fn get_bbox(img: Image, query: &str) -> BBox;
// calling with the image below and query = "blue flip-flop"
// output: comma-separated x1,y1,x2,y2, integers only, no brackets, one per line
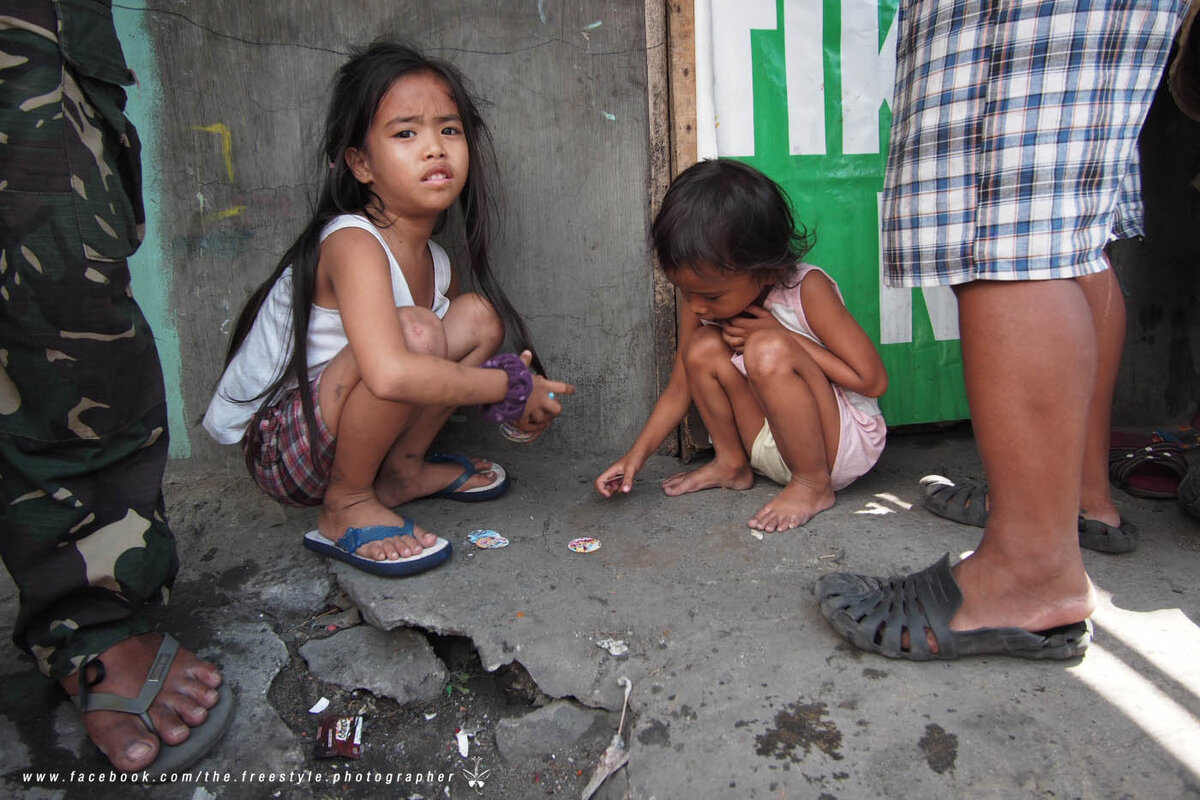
427,453,509,502
303,520,451,577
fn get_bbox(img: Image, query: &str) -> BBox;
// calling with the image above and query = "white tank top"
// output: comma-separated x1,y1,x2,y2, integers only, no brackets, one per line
202,214,453,444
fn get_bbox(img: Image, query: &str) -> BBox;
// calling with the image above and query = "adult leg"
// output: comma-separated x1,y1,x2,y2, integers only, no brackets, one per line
0,408,224,772
0,2,225,769
742,329,842,531
661,325,760,495
946,279,1096,637
375,292,506,506
1076,267,1124,527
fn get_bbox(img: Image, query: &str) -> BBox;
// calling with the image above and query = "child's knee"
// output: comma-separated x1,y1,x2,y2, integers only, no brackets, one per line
397,306,447,357
682,325,729,370
743,330,801,379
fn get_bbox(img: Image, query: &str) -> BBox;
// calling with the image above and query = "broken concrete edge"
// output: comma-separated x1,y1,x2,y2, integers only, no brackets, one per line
337,567,636,715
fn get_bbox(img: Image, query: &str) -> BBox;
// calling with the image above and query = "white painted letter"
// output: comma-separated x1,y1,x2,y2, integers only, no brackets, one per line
784,0,826,155
702,0,780,157
841,0,897,155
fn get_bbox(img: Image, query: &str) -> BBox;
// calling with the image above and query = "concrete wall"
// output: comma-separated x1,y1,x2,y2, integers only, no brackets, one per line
115,1,1200,468
117,1,659,463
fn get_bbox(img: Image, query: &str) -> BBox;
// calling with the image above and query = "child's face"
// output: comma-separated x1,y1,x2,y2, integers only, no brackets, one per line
345,71,469,219
669,263,770,322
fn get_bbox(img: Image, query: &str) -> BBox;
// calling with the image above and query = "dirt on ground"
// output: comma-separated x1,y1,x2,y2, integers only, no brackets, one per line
3,463,629,800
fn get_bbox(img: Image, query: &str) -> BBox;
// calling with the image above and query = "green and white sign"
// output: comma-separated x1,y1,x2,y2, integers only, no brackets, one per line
696,0,969,425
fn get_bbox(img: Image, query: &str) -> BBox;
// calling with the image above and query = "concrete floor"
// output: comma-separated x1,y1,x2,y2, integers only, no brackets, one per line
3,428,1200,799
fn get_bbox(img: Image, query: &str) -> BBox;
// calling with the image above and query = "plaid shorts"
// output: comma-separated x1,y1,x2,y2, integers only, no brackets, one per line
883,0,1186,287
243,374,336,507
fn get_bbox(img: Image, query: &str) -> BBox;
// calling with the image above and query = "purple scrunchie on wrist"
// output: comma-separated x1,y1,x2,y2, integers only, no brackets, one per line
479,353,534,423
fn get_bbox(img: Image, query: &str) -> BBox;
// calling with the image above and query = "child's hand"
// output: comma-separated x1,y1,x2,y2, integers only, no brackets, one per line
721,305,780,351
595,457,640,497
516,350,575,432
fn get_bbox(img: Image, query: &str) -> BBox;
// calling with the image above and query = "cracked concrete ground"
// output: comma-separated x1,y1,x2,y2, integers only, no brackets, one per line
3,429,1200,799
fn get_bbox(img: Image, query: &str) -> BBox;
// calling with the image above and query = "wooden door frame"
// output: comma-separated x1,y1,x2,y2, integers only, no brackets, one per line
646,0,708,459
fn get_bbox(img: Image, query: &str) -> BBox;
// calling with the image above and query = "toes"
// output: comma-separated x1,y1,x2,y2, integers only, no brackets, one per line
188,664,223,692
151,708,193,746
87,712,159,771
103,724,159,772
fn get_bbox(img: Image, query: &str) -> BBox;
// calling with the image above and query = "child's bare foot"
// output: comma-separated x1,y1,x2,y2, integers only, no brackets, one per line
376,456,498,506
662,460,754,496
320,493,437,560
749,479,835,531
61,633,224,772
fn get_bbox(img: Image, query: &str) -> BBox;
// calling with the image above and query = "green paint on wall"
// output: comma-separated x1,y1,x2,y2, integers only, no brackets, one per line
114,4,191,457
736,0,969,425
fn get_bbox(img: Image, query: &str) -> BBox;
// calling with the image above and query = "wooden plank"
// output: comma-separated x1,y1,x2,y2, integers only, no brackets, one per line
666,0,710,461
645,0,679,456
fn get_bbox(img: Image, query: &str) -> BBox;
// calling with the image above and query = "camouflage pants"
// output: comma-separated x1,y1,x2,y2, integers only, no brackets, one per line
0,0,178,679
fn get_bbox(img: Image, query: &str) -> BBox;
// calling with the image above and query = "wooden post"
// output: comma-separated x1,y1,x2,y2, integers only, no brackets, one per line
647,0,709,459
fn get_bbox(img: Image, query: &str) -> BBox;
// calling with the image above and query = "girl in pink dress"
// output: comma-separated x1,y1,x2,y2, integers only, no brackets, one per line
595,159,887,531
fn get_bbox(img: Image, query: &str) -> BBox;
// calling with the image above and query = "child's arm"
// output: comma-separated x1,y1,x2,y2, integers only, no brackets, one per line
794,272,888,397
595,311,700,496
322,229,573,410
722,271,887,398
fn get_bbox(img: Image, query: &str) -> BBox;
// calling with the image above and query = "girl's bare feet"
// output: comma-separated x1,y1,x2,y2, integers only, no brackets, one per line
60,634,223,772
375,456,498,506
319,492,437,560
749,478,835,531
661,460,754,496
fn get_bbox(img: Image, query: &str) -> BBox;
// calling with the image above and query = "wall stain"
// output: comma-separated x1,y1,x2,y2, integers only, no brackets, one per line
919,722,958,774
755,700,843,762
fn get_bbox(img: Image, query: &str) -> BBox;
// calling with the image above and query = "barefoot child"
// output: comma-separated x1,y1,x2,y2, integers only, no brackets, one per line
204,41,573,575
595,160,886,531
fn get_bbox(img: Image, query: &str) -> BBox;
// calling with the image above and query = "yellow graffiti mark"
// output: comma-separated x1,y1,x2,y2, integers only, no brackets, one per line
193,122,236,181
202,204,247,223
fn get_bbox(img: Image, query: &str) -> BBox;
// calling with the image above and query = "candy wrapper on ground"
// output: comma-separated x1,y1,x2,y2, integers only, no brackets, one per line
313,715,363,759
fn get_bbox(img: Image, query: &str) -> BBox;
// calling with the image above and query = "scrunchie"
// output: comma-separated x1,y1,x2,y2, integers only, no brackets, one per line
479,353,534,423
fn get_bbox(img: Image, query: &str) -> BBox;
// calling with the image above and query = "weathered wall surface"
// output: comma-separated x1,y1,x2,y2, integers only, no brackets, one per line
118,0,1199,470
1113,79,1200,428
125,1,658,464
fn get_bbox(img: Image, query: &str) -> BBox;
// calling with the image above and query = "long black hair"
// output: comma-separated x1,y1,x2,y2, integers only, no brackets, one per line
651,159,813,284
223,40,542,448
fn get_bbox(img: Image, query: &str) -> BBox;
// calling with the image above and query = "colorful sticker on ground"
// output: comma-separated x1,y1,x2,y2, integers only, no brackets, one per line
568,537,601,553
468,530,509,549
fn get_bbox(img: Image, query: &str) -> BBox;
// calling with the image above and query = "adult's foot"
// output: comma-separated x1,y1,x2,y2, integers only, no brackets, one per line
319,493,437,560
61,633,223,772
661,460,753,496
900,548,1095,654
948,549,1095,634
749,478,834,532
817,552,1093,660
923,475,1127,545
376,456,498,507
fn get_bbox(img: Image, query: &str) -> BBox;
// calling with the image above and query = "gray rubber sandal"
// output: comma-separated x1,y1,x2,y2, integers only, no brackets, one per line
1077,515,1139,554
920,475,989,527
815,555,1092,661
72,634,235,775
